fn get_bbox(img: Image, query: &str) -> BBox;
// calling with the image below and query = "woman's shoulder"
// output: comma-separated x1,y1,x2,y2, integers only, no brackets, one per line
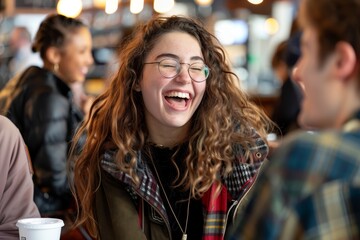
21,67,68,92
20,66,48,83
232,128,269,163
21,69,71,103
281,129,360,149
0,115,19,138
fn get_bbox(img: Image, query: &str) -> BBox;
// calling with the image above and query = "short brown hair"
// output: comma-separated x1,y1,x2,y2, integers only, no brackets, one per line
300,0,360,63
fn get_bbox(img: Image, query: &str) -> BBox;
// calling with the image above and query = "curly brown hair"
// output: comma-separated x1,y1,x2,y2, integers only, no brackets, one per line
70,15,272,238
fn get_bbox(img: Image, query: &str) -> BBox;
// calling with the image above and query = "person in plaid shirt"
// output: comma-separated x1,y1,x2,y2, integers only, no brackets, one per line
227,0,360,239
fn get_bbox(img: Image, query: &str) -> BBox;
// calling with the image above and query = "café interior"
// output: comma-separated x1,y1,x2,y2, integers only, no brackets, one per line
0,0,299,117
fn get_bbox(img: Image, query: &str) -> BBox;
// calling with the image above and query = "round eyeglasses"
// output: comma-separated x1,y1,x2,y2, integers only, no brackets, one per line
144,58,210,83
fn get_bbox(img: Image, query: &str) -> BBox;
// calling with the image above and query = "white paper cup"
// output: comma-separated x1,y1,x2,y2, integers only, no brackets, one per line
16,218,64,240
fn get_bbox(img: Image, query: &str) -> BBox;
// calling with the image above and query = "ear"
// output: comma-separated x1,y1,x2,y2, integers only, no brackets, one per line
334,41,356,79
45,46,61,66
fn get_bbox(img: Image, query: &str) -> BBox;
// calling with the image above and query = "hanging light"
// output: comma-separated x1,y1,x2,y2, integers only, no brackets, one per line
264,18,279,35
194,0,213,7
248,0,263,4
94,0,106,8
130,0,144,14
154,0,175,13
105,0,118,14
57,0,82,18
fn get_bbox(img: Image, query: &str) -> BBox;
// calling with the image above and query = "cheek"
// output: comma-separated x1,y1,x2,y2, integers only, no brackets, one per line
60,56,75,71
301,59,318,87
61,58,83,83
141,67,160,87
197,84,206,98
193,83,206,105
140,75,165,93
303,66,332,114
139,77,163,106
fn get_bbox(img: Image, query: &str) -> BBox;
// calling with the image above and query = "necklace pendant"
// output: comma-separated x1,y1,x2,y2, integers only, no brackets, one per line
182,234,187,240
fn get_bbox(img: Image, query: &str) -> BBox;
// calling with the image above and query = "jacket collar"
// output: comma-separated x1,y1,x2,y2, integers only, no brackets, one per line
101,150,168,219
100,137,268,211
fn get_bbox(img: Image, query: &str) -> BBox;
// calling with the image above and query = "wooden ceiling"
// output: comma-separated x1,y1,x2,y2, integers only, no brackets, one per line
144,0,293,16
226,0,291,15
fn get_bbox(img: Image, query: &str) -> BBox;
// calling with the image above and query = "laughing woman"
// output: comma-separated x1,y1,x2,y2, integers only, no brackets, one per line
71,15,271,240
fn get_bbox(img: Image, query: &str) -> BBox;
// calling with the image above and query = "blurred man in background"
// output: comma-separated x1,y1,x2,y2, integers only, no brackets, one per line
8,26,42,78
0,26,42,90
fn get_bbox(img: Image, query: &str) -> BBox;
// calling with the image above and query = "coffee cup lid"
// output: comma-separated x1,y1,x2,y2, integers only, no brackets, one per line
16,218,64,230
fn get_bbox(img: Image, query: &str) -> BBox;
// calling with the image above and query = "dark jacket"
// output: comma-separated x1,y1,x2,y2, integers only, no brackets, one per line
0,66,83,214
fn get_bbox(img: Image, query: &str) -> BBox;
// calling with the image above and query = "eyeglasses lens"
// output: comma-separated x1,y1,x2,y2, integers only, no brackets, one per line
158,59,209,82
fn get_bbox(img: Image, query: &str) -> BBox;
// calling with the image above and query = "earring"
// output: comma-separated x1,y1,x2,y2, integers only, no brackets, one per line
54,63,59,72
134,83,141,92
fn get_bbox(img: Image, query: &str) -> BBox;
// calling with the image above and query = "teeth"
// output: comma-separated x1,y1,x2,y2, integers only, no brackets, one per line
166,91,190,99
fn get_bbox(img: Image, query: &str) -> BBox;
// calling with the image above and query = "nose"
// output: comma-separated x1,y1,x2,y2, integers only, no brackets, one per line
176,64,192,83
291,65,305,92
291,66,299,82
89,54,94,66
87,50,94,66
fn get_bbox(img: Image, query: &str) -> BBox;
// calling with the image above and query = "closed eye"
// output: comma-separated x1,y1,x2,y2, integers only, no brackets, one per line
161,64,177,68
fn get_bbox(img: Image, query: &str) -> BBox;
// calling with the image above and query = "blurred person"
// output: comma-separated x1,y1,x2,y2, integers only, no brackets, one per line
0,26,41,90
227,0,360,239
270,35,303,137
0,14,93,218
70,15,272,240
0,115,40,239
8,26,42,77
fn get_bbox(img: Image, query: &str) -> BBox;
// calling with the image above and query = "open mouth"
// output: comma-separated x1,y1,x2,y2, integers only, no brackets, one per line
164,91,191,108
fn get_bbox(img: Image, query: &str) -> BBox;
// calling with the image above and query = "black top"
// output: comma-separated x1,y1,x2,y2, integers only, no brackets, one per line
271,77,303,136
147,144,204,240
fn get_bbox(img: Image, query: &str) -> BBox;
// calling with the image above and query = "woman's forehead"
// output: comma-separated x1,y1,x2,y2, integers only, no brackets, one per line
147,32,202,57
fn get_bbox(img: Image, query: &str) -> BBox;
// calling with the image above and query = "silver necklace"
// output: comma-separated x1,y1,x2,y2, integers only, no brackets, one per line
150,158,191,240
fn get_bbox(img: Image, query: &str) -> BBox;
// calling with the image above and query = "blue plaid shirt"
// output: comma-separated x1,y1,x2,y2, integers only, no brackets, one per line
227,111,360,240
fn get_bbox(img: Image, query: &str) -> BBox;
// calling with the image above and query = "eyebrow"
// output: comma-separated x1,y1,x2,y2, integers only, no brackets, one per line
155,53,205,62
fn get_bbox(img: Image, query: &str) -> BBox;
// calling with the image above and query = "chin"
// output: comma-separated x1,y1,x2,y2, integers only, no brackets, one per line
166,120,189,128
298,113,312,130
298,116,322,131
77,77,86,83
